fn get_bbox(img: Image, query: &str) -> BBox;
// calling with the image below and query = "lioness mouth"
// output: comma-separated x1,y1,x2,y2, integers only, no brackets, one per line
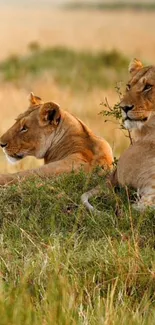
8,154,24,161
3,151,25,165
15,154,24,160
124,117,148,122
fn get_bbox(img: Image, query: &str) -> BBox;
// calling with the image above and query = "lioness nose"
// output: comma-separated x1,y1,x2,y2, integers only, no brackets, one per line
121,105,134,113
0,142,7,148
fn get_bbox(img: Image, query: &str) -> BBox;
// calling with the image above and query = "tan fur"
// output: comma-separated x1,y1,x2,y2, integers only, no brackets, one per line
0,93,113,185
115,60,155,209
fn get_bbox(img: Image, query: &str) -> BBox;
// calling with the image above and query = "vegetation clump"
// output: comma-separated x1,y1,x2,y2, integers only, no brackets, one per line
65,1,155,11
0,46,128,90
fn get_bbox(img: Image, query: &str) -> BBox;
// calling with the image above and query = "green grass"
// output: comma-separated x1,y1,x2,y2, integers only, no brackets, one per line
0,169,155,324
0,47,128,90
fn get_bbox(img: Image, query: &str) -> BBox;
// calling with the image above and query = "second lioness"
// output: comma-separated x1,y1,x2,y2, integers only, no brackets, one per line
113,59,155,209
0,93,113,185
82,59,155,211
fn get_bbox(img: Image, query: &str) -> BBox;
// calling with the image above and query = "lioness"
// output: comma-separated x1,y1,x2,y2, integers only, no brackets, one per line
0,93,113,185
114,59,155,209
82,59,155,211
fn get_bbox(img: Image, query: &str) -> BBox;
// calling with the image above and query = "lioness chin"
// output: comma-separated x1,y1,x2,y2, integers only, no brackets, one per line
82,59,155,211
0,92,113,185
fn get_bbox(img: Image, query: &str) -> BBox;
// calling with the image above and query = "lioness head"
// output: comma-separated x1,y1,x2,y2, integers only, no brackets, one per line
0,93,61,164
120,59,155,129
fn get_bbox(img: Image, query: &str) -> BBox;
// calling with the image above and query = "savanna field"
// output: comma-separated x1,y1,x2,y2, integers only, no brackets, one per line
1,2,155,324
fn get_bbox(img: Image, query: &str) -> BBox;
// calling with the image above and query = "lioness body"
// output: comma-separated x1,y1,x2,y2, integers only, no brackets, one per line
82,59,155,212
117,119,155,204
115,59,155,209
0,93,113,185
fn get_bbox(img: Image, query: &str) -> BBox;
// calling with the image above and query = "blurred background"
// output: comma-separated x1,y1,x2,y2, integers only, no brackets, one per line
0,0,155,173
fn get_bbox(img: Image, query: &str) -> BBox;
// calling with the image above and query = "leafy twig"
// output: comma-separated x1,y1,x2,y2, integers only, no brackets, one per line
99,84,133,145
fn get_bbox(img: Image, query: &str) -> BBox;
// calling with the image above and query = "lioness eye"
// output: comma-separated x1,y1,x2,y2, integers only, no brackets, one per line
143,84,152,92
20,126,28,133
126,84,131,91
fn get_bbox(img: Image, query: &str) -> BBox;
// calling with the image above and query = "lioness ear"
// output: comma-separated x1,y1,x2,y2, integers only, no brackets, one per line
39,102,61,126
29,92,43,106
129,59,143,75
